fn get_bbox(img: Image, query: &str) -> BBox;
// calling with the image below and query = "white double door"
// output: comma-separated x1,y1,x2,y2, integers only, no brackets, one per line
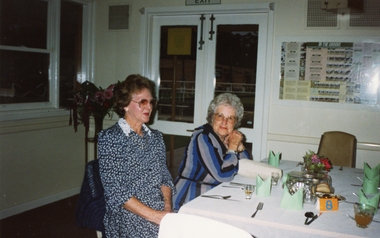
141,4,273,160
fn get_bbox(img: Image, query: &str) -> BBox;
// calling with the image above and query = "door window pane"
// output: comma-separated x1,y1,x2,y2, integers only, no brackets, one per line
158,26,198,123
214,25,258,129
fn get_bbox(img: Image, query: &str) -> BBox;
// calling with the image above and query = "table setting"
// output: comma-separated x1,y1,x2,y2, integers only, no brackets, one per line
178,150,380,237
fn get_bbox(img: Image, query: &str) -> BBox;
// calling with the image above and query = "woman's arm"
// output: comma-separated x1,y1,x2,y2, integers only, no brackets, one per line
122,185,173,225
196,133,238,181
161,185,173,212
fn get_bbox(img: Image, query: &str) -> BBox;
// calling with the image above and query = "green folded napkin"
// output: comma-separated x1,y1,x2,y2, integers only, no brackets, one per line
362,174,380,195
280,187,303,210
364,162,380,180
268,150,281,167
282,173,288,185
359,189,380,214
256,175,272,197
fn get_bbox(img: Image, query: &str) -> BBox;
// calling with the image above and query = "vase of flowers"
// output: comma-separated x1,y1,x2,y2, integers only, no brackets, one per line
68,81,118,141
302,150,333,174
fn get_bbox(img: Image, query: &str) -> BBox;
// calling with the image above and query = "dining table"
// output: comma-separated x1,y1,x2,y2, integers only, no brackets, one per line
178,160,380,238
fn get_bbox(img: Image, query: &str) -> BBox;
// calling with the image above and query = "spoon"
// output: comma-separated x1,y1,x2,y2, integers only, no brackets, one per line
201,195,231,199
304,212,322,225
304,212,314,225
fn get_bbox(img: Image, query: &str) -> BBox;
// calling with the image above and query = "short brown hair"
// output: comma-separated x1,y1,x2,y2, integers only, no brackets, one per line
113,74,156,117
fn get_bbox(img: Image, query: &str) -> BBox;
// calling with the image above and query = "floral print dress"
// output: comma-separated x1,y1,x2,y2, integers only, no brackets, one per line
98,118,175,238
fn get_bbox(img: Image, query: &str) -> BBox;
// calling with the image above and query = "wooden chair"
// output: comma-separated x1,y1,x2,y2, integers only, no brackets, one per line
317,131,357,168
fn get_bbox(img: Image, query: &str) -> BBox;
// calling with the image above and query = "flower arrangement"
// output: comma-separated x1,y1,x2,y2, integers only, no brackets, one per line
68,81,118,138
302,150,333,173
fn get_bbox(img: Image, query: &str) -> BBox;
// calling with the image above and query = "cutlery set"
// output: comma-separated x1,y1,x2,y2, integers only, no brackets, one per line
200,194,264,218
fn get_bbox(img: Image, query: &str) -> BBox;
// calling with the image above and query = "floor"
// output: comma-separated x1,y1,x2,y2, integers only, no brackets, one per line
0,148,185,238
0,195,97,238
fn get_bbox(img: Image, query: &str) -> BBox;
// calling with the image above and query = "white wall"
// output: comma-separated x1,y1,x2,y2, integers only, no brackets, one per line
93,0,380,166
1,0,379,219
0,117,85,218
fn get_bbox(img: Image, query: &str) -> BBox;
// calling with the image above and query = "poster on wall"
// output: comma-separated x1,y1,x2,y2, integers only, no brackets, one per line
279,41,380,105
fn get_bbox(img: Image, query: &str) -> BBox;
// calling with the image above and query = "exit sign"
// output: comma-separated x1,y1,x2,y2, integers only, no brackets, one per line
186,0,221,5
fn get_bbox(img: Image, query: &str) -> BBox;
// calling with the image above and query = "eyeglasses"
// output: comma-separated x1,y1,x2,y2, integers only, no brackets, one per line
131,99,157,108
214,113,236,124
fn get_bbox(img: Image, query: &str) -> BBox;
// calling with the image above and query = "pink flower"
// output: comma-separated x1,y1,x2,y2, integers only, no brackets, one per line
93,91,106,104
104,89,113,99
311,154,320,163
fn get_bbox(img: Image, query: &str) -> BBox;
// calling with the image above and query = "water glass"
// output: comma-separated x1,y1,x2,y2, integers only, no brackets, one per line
244,184,254,199
271,172,280,186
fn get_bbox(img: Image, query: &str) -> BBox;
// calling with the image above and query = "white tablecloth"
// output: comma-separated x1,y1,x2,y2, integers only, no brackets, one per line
178,160,380,238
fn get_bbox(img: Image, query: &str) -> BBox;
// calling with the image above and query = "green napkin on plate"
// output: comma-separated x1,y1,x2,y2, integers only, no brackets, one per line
364,162,380,180
256,175,271,197
282,173,288,185
268,150,281,167
359,189,380,214
362,174,380,195
280,187,303,210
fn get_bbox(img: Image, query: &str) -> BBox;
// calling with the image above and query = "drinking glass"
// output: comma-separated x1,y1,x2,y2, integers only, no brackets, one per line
244,184,254,199
271,172,280,186
354,203,375,228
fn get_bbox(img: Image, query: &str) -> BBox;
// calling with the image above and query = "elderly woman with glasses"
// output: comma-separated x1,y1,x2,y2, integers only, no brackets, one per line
98,74,175,238
173,93,251,212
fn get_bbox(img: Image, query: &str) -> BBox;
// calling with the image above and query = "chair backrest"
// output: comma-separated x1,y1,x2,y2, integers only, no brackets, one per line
158,213,253,238
317,131,357,168
75,159,106,234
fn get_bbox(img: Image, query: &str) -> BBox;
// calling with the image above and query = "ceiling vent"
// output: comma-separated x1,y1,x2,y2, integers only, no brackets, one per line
321,0,364,14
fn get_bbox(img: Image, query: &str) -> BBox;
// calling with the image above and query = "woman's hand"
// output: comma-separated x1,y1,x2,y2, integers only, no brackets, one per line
227,130,243,151
237,142,245,152
123,185,173,225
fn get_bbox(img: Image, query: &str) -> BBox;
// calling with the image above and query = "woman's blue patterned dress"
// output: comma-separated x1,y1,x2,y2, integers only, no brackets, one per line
98,118,175,238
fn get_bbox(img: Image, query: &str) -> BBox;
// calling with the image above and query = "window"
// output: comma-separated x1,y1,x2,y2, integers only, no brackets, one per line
0,0,92,120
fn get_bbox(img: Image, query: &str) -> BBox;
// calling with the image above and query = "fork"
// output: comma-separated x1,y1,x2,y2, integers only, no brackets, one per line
251,202,264,218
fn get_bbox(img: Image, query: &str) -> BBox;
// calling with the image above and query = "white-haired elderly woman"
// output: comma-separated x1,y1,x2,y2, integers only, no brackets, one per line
173,93,251,211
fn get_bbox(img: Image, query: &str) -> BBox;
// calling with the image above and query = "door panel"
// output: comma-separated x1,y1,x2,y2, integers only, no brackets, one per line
151,15,205,135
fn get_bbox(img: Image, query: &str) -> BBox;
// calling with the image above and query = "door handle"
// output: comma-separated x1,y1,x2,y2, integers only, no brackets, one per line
209,14,215,40
198,14,205,50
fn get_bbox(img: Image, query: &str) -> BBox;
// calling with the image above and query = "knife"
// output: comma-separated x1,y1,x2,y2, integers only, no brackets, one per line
230,182,247,186
222,185,244,189
201,195,223,199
